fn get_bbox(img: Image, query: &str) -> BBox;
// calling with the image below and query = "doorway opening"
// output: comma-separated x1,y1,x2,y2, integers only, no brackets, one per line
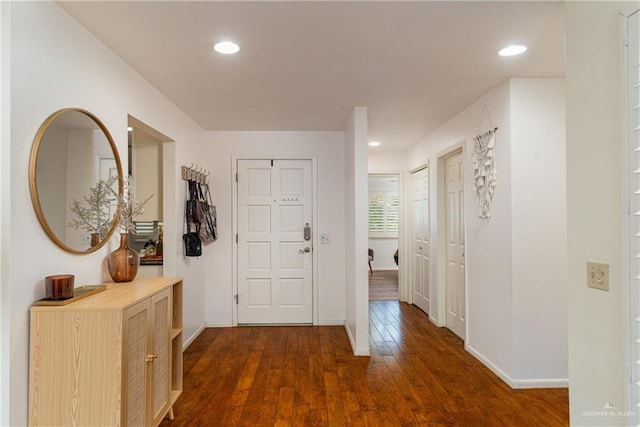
127,115,175,278
368,173,401,301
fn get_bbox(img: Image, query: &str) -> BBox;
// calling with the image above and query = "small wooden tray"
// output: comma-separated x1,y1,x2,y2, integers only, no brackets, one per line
33,285,107,306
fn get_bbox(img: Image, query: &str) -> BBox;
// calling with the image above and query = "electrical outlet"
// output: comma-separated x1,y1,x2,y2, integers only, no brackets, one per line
320,234,330,244
587,261,609,291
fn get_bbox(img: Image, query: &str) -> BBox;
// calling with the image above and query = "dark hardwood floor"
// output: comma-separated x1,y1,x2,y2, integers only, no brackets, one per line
161,301,568,426
369,270,399,301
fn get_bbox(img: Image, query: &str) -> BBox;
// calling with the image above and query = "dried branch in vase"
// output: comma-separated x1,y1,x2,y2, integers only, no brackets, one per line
114,175,154,234
67,176,118,238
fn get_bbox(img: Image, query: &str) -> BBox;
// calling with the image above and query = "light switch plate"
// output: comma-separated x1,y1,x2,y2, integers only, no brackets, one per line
320,234,330,244
587,261,609,291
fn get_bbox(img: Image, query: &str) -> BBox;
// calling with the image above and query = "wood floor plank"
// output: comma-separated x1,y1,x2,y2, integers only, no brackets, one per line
161,301,569,427
276,387,296,422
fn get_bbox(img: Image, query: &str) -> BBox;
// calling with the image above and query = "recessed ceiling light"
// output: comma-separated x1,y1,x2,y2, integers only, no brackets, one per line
368,141,381,147
498,44,527,57
214,41,240,55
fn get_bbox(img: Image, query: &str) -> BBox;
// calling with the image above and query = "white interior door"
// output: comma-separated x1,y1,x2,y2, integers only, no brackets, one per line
445,151,466,339
237,159,313,324
411,167,429,314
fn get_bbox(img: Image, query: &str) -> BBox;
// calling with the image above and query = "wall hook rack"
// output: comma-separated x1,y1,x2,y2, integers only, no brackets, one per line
181,164,209,184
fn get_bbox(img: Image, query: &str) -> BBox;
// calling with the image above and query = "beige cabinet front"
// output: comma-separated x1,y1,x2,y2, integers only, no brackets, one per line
123,288,171,426
29,277,183,427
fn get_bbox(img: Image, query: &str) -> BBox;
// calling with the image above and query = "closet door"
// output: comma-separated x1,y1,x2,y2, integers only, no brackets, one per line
411,167,430,314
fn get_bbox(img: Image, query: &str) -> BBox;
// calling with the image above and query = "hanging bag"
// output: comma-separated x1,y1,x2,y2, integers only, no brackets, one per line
183,181,202,257
198,181,216,245
187,180,206,224
198,182,218,243
204,182,218,241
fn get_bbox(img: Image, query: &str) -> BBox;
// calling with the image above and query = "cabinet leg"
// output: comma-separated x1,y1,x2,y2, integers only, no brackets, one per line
169,407,175,421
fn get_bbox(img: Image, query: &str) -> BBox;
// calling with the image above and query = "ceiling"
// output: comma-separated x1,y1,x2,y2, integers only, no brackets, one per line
58,1,565,151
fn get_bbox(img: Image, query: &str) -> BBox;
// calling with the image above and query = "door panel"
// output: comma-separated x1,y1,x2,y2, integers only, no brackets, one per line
445,151,466,339
238,159,313,324
123,300,150,427
150,289,171,426
411,167,429,314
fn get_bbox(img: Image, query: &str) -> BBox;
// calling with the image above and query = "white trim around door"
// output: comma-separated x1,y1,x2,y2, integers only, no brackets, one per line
232,155,318,326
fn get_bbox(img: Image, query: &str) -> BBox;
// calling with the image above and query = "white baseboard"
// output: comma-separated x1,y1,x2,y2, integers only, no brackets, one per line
512,378,569,389
466,344,515,387
353,347,371,356
466,344,569,389
317,320,345,326
344,324,370,356
205,321,234,327
345,323,356,351
183,323,206,350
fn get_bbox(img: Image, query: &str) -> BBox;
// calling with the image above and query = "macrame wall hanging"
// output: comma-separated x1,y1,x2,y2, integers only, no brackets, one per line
473,105,498,219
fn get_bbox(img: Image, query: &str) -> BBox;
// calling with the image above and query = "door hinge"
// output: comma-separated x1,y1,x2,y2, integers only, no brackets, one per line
271,159,274,167
626,198,631,215
234,294,239,304
236,233,238,243
236,172,238,183
624,30,630,46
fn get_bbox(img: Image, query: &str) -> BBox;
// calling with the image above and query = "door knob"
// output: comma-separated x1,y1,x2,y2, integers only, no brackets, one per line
299,247,311,253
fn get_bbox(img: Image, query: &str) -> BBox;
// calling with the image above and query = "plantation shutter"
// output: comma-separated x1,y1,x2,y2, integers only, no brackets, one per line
386,194,399,233
369,192,399,237
627,9,640,423
368,193,384,233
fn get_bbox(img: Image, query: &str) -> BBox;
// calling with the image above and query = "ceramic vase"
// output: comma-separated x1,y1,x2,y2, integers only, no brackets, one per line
90,232,100,248
107,233,139,282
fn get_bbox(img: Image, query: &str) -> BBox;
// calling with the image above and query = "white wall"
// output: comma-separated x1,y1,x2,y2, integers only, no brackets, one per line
405,78,567,387
344,107,370,355
566,2,633,424
7,3,205,425
368,240,397,270
202,131,347,326
368,151,407,172
408,80,516,380
510,79,568,386
0,2,10,424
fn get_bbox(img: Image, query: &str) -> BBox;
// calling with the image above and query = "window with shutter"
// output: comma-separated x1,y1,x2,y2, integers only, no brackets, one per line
368,191,399,238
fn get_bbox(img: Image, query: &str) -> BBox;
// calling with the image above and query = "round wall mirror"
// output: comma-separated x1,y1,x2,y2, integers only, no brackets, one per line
29,108,123,254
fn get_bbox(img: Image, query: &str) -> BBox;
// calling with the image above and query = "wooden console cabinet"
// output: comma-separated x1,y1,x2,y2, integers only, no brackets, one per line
29,277,183,426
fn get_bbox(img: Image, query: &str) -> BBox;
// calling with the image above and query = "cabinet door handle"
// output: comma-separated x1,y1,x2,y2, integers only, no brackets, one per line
146,354,158,362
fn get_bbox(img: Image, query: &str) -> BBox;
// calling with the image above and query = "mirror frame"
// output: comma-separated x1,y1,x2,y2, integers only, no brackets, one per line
29,108,124,254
